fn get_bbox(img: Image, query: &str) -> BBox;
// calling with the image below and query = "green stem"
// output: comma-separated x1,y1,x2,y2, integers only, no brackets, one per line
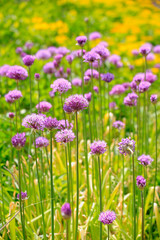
122,155,124,220
29,67,32,114
98,156,102,240
91,63,97,139
108,224,109,240
107,83,111,195
132,154,136,240
141,191,144,240
50,131,54,240
65,145,70,203
75,112,79,240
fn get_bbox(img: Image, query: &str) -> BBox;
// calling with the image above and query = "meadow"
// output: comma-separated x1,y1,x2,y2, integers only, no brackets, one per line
0,0,160,239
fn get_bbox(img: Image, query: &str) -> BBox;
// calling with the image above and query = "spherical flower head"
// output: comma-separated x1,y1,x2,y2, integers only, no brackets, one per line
55,129,75,144
124,95,137,107
146,72,157,83
63,104,73,114
92,46,110,60
66,54,74,64
25,41,33,50
153,45,160,54
113,121,125,130
154,63,160,69
108,54,121,65
138,154,153,166
109,84,125,96
93,86,99,93
5,90,22,103
122,82,130,90
129,64,134,70
139,44,151,56
7,65,28,81
61,203,71,220
136,176,146,190
8,112,15,119
85,69,99,79
16,47,23,54
116,61,123,68
76,36,87,47
101,73,114,83
43,62,55,74
75,49,86,58
17,191,28,201
36,49,51,60
132,49,139,56
54,54,63,63
23,55,35,67
99,210,116,225
118,137,135,155
146,53,155,61
49,91,55,98
133,73,144,84
51,78,71,95
83,51,100,63
34,73,40,80
97,41,108,48
65,94,89,112
44,117,59,130
128,92,138,100
72,78,82,87
36,101,52,113
12,132,26,150
48,46,57,56
57,47,70,56
109,102,117,109
22,114,45,131
89,32,101,40
0,65,10,77
57,120,73,130
139,81,151,93
84,75,90,84
84,92,92,102
150,94,157,104
35,137,49,148
90,140,107,155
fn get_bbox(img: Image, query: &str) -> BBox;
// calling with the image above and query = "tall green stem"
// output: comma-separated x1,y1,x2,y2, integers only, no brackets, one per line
98,156,102,240
65,145,70,203
141,191,144,240
108,225,110,240
107,83,111,195
50,131,54,240
75,112,79,240
29,67,32,114
132,154,136,240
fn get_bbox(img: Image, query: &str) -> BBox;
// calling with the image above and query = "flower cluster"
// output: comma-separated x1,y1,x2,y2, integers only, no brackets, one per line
51,78,71,94
35,137,49,148
17,191,28,201
23,55,35,66
61,203,71,220
99,210,116,225
55,129,75,144
7,65,28,81
138,154,153,166
44,117,59,130
12,133,26,150
65,94,89,112
150,94,157,104
57,120,73,130
36,101,52,113
118,137,135,155
90,140,107,155
112,121,125,130
136,176,146,190
22,114,45,131
5,90,22,103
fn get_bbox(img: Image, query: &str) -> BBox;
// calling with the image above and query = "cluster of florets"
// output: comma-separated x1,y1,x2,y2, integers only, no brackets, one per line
65,94,89,112
5,90,22,103
44,117,59,130
12,133,26,150
61,203,71,220
7,65,28,81
150,94,157,104
112,121,125,130
124,93,138,107
99,210,116,225
55,129,75,144
17,191,28,201
35,137,49,148
23,55,35,67
22,114,46,131
57,120,73,130
109,84,125,95
51,78,71,94
36,101,52,113
101,73,114,83
138,154,153,166
90,140,107,155
136,176,146,190
118,137,135,155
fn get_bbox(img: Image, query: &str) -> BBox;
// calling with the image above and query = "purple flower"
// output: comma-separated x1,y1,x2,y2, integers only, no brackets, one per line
101,73,114,83
25,41,33,50
75,49,86,58
154,63,160,69
8,112,15,119
97,41,108,48
84,75,90,84
133,73,144,83
36,49,51,60
116,61,123,68
34,73,40,80
49,91,55,98
112,121,125,130
118,137,135,155
150,94,157,104
72,78,82,87
85,69,99,79
23,55,35,67
90,140,107,155
138,154,153,166
124,95,137,107
5,90,22,103
139,81,151,93
57,47,70,56
109,84,125,95
128,92,138,100
93,86,99,93
76,36,87,47
0,65,10,77
146,72,157,83
63,104,73,114
136,176,146,190
7,65,28,81
153,45,160,54
16,47,23,54
92,46,110,60
12,132,26,150
36,101,52,113
35,137,49,148
51,78,71,95
55,129,75,143
139,44,151,56
99,210,116,225
146,53,155,61
61,203,71,220
129,64,134,70
48,46,57,56
66,54,74,64
108,54,121,65
57,120,73,130
44,117,59,130
83,51,100,63
65,94,89,112
122,82,130,90
89,32,101,40
54,54,63,63
17,191,28,201
22,114,45,131
43,62,55,74
132,49,139,56
84,92,92,102
109,102,117,109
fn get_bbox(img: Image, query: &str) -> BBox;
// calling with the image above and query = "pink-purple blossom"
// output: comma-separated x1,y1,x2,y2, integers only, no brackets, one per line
65,94,89,112
99,210,116,225
136,176,146,190
12,132,26,150
51,78,71,94
55,129,75,143
90,140,107,155
35,137,49,148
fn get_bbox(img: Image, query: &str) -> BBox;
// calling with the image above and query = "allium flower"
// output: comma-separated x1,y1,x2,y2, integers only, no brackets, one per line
99,211,116,225
85,69,99,79
22,114,45,131
49,91,55,98
113,121,125,130
133,73,144,83
89,32,101,40
36,49,51,60
153,45,160,54
136,176,146,190
93,86,99,93
12,133,26,150
35,137,49,148
54,54,63,63
150,94,157,104
116,61,123,68
16,47,23,54
108,54,121,65
90,140,107,155
72,78,82,87
118,137,135,155
61,203,71,220
146,53,155,61
17,191,28,201
84,92,92,102
48,46,57,56
51,78,71,94
93,46,110,60
122,82,130,90
55,129,75,143
101,73,114,83
83,51,100,63
8,112,15,119
57,120,73,130
76,36,87,47
25,41,33,50
66,54,74,64
57,47,70,56
109,84,125,95
146,72,157,83
5,90,22,103
63,104,73,114
124,95,137,107
43,62,55,74
97,41,108,48
36,101,52,113
65,94,89,112
139,44,151,56
132,49,139,56
109,102,117,109
23,55,35,66
7,65,28,81
34,73,40,80
84,75,90,84
138,154,153,166
128,92,138,100
0,65,10,77
154,63,160,69
75,49,86,57
44,117,59,130
139,81,151,93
